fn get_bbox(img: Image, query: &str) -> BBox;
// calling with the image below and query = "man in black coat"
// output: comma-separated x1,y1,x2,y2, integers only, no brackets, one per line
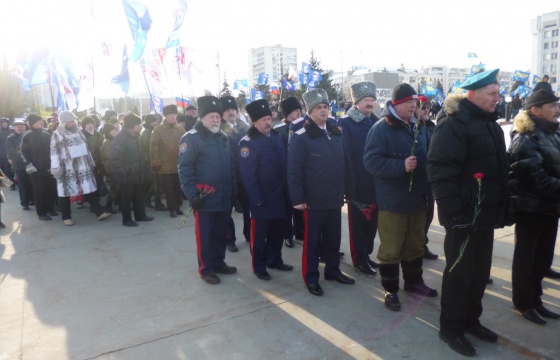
6,120,33,209
427,69,509,357
110,114,153,227
508,90,560,325
532,75,553,93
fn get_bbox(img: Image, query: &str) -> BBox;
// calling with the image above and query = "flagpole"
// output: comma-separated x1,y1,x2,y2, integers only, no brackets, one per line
91,55,97,113
140,62,156,114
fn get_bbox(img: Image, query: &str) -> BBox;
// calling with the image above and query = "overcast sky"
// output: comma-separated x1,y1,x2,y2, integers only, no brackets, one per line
0,0,558,97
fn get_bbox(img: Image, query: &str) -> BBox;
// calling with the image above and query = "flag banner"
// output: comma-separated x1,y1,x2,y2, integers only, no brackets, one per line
141,50,168,92
301,62,310,74
512,85,532,99
557,84,560,92
112,45,130,94
499,82,509,95
54,58,77,111
434,89,446,105
165,0,188,48
241,79,248,87
532,74,542,86
122,0,152,62
251,88,263,100
307,80,316,89
471,63,485,75
288,66,297,80
451,80,467,94
77,63,95,111
308,70,322,82
233,80,241,90
421,84,437,96
150,96,164,112
299,73,308,85
271,84,280,95
175,96,190,108
258,73,269,85
282,79,295,92
512,70,530,82
468,53,478,58
175,46,202,84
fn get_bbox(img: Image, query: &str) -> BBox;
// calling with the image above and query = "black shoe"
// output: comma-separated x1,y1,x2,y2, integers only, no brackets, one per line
354,264,377,275
0,222,6,229
38,215,52,221
368,259,379,268
201,273,220,285
22,206,30,211
255,271,271,280
284,238,294,248
535,304,560,319
384,292,401,311
339,251,345,257
123,221,139,227
169,211,177,218
404,282,438,297
487,278,494,285
226,243,238,252
47,211,59,216
423,245,439,260
268,263,293,271
545,268,560,279
519,308,547,325
215,264,237,274
176,209,185,216
465,323,498,342
136,216,154,221
307,283,323,296
439,330,476,357
325,273,355,284
154,201,168,211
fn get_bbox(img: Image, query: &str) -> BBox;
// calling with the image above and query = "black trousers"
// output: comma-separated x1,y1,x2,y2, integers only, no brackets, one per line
59,192,105,220
440,228,493,334
14,168,34,207
302,208,342,285
119,183,147,223
347,202,378,267
195,210,228,276
250,217,285,273
159,174,183,212
29,175,56,217
425,193,435,245
512,212,558,311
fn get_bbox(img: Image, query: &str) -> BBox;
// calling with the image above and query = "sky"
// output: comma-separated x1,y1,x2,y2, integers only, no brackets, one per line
0,0,558,98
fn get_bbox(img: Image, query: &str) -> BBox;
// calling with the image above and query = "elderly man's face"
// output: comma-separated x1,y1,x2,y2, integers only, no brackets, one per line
223,108,238,123
14,124,25,134
253,116,273,135
532,102,560,123
356,97,376,117
201,112,222,133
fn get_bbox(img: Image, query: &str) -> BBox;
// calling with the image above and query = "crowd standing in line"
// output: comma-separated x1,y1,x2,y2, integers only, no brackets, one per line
1,69,560,357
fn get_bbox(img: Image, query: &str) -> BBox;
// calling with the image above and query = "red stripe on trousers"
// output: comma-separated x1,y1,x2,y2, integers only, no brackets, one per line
194,210,205,275
302,209,309,284
250,218,257,273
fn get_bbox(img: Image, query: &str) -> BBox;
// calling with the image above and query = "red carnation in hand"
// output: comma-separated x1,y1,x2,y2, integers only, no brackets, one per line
473,172,484,180
196,184,204,190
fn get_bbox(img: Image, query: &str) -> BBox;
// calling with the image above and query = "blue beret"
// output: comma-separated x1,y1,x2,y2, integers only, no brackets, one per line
460,68,500,90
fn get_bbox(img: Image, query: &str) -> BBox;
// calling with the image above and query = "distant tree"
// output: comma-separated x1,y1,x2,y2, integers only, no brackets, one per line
0,70,25,118
220,75,231,96
203,89,213,96
235,90,247,110
307,51,337,102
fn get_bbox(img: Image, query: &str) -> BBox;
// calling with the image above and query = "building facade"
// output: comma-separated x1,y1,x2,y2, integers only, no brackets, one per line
531,11,560,93
248,45,298,86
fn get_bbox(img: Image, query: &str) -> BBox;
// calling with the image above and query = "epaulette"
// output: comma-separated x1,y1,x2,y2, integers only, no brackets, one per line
291,117,305,125
273,122,287,129
295,128,306,135
240,135,251,142
187,129,197,134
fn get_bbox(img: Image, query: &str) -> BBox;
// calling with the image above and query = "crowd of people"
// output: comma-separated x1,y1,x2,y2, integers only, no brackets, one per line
1,68,560,357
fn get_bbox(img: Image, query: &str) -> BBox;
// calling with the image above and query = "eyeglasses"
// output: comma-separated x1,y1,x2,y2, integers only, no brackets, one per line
421,105,431,110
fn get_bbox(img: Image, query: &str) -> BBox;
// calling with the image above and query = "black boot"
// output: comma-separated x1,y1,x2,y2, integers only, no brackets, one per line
379,263,401,311
402,257,438,297
154,198,167,211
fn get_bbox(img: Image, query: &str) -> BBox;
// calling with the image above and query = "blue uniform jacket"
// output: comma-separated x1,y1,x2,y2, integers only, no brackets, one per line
288,115,337,145
363,103,430,213
337,108,378,204
238,127,289,219
288,118,345,210
178,121,235,212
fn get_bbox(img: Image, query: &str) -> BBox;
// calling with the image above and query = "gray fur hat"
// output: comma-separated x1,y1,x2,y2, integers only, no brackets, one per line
351,81,377,103
302,88,329,112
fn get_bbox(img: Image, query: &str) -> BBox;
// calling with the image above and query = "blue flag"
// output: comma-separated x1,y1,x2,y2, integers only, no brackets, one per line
299,73,308,85
122,0,152,62
111,45,130,94
282,79,295,92
421,84,437,96
301,62,310,74
307,80,316,89
258,73,269,85
233,80,241,90
512,85,532,99
434,89,446,105
512,70,530,82
499,82,509,95
251,88,263,100
308,70,322,82
532,75,542,86
451,81,467,94
165,0,188,48
468,53,478,58
150,96,164,112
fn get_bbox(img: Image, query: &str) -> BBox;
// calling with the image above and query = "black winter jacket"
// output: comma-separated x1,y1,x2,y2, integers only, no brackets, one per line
508,111,560,216
427,94,509,229
110,128,145,186
6,132,25,171
21,128,52,177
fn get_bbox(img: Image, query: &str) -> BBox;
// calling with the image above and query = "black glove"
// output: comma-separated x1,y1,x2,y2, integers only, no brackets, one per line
449,214,472,241
189,197,204,210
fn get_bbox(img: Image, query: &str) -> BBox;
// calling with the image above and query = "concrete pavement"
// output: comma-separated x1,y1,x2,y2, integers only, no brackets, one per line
0,189,559,360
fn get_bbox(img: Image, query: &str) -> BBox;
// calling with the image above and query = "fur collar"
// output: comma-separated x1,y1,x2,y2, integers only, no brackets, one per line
513,110,559,135
443,94,468,115
246,126,279,139
303,118,341,139
347,106,367,123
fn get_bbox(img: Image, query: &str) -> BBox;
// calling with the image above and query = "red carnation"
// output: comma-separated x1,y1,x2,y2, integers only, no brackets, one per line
473,172,484,180
196,184,204,190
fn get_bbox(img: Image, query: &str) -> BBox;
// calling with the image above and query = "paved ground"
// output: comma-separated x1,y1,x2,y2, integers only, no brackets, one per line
0,189,559,360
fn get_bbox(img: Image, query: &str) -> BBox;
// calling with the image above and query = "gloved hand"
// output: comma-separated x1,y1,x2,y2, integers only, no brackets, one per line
189,196,204,210
26,163,37,174
450,214,473,241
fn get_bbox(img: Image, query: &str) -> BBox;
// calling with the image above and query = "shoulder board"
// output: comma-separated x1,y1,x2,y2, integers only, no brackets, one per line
291,117,305,125
295,128,306,135
240,135,251,142
273,123,287,129
187,129,197,135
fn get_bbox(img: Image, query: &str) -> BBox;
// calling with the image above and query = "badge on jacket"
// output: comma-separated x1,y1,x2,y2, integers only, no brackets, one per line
240,147,250,157
179,142,187,153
